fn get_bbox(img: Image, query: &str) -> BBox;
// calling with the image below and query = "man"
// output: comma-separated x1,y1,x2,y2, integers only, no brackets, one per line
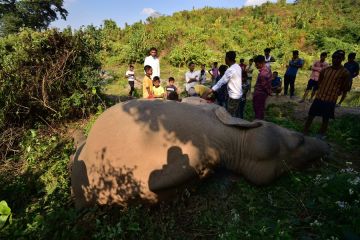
264,48,275,70
144,47,160,80
303,50,350,138
185,62,199,93
208,62,219,84
284,50,304,98
299,52,329,103
203,51,242,117
253,55,272,120
338,52,359,106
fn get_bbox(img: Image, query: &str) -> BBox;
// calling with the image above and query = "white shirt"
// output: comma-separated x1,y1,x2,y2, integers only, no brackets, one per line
125,70,135,81
265,55,273,70
144,56,160,79
185,70,199,91
212,63,242,99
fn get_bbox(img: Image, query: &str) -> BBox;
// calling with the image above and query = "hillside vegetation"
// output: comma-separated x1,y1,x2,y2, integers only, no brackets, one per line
100,0,360,68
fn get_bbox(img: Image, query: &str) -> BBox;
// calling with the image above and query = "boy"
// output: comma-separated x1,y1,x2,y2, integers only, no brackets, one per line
199,64,207,84
125,65,136,97
152,76,165,99
299,52,328,103
253,55,272,120
303,50,350,138
142,65,153,99
284,50,304,98
188,85,214,101
166,77,179,100
271,71,282,96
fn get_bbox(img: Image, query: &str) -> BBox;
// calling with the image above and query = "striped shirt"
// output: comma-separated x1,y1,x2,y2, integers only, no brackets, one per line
316,66,350,103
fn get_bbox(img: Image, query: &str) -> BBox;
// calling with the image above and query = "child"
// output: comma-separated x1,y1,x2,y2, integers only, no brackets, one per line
199,64,207,84
271,71,282,96
152,76,165,99
142,65,153,99
125,65,136,97
166,77,179,100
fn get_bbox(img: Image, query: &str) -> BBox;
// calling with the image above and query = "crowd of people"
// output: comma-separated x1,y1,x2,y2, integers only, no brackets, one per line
125,47,359,139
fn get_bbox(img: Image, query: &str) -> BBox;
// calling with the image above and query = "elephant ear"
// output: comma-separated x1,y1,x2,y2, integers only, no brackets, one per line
214,107,262,128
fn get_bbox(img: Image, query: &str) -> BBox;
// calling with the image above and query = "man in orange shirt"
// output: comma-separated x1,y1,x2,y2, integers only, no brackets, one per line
303,50,350,138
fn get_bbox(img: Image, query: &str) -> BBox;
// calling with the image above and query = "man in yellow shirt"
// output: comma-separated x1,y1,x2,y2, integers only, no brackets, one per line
143,65,154,99
188,84,213,100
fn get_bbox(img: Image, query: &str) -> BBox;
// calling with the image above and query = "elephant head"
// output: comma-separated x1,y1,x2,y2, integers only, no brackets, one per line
214,107,330,185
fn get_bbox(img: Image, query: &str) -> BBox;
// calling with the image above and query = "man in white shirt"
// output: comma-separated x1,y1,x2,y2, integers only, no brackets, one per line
264,48,275,70
204,51,243,117
144,47,160,79
185,62,199,93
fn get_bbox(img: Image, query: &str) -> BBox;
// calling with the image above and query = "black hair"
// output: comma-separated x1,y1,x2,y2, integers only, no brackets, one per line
254,55,265,63
249,58,254,62
293,50,299,55
264,48,271,53
149,47,157,52
168,77,175,82
129,65,134,68
349,52,356,59
144,65,152,71
219,65,228,75
188,62,195,67
333,50,345,59
153,76,160,81
320,52,328,57
273,71,278,74
240,58,245,62
214,62,218,65
226,51,236,62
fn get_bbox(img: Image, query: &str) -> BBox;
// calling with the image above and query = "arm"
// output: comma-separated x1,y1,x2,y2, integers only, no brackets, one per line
270,56,276,62
312,62,322,72
354,63,359,78
212,69,232,92
208,69,213,77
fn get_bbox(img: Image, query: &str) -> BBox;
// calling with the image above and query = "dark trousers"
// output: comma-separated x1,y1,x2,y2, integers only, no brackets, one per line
284,75,296,96
128,81,135,96
227,98,241,117
253,93,268,120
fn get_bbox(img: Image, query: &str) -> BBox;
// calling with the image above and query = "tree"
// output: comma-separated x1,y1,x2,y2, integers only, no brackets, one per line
0,0,67,36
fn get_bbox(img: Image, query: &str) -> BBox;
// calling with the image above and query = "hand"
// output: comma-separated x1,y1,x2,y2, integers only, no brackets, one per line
148,94,154,99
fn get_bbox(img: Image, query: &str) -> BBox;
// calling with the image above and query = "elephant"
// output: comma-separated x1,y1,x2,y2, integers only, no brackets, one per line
71,98,329,208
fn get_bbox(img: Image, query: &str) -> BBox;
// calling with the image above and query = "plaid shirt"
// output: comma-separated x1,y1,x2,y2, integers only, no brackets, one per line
316,66,350,103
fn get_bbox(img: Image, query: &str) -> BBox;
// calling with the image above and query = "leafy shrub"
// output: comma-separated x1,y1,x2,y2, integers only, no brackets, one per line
0,27,103,129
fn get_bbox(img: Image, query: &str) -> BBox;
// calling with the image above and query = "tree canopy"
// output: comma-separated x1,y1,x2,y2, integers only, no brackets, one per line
0,0,67,36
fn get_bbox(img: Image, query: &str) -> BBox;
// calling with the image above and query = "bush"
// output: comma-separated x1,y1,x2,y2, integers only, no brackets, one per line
0,27,103,129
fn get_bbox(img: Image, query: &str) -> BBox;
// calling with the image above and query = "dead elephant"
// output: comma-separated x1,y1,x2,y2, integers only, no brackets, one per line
71,98,329,208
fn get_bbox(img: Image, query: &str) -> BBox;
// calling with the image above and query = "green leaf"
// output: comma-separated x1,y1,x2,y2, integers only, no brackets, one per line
0,200,12,228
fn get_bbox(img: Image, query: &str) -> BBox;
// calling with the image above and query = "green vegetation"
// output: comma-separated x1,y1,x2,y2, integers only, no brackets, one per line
1,0,360,239
0,0,67,36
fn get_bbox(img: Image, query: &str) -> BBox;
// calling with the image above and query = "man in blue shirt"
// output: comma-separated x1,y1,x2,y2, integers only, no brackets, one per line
284,50,304,98
338,52,359,106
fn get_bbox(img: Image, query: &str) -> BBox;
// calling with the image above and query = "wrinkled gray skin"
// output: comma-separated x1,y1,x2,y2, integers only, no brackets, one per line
71,98,329,208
